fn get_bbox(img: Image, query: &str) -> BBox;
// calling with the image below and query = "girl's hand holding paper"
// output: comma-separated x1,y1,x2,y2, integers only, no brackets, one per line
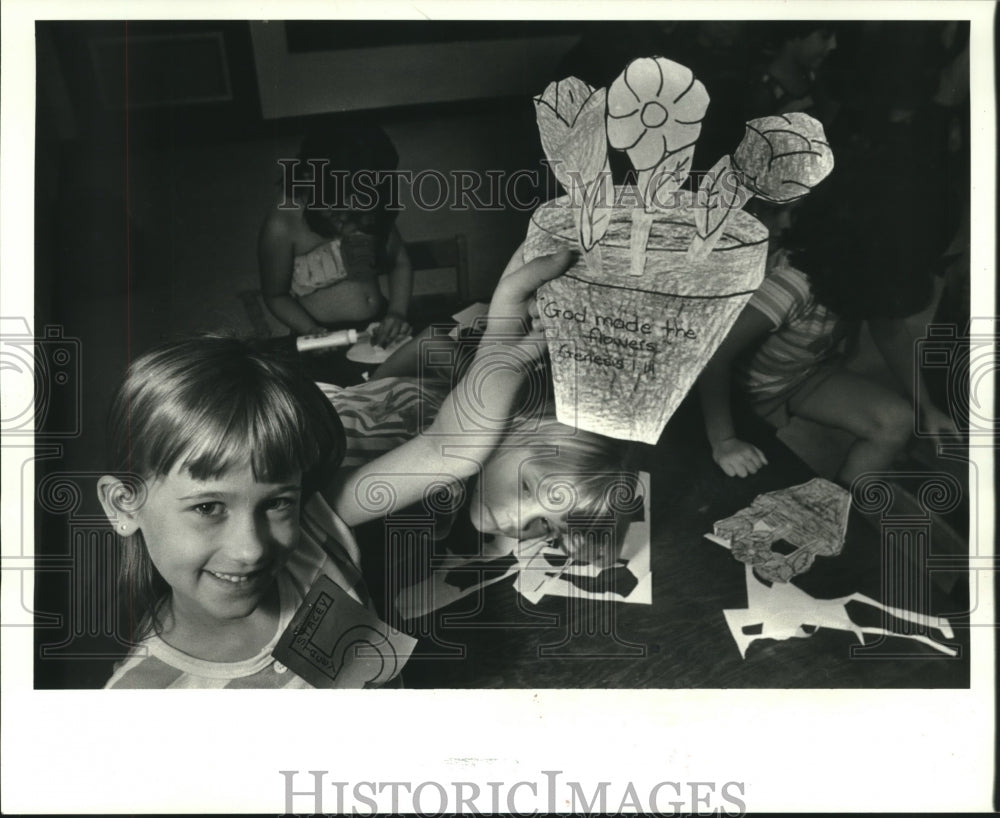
481,248,577,358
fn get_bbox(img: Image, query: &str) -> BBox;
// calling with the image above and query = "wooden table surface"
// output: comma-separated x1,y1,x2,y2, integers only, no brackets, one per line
357,397,970,689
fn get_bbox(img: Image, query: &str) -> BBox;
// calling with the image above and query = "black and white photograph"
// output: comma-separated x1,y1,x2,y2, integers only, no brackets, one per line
2,1,995,814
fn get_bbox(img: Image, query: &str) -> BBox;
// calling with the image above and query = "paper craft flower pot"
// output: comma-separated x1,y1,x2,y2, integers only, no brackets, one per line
524,189,768,444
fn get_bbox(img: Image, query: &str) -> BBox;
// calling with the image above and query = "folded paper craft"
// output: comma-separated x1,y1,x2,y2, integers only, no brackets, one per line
704,481,955,658
711,478,851,583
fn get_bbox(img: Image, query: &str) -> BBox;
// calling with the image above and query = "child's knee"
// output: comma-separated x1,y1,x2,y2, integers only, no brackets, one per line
859,396,913,445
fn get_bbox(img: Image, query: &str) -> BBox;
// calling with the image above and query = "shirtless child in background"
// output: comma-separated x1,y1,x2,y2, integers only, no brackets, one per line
258,125,413,348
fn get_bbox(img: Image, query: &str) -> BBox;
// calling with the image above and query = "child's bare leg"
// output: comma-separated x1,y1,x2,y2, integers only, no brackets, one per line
370,325,458,380
787,371,914,485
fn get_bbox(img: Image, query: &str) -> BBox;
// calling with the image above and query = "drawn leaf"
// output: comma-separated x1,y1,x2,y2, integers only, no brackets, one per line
687,155,750,260
645,145,695,213
579,163,614,251
695,155,742,240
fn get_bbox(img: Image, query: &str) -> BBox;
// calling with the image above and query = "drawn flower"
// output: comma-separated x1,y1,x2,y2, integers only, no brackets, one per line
732,113,835,203
534,77,608,191
606,57,709,171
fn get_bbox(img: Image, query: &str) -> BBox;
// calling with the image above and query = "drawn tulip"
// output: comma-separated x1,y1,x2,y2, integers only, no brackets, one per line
732,112,835,203
688,112,834,260
534,77,608,195
534,77,611,260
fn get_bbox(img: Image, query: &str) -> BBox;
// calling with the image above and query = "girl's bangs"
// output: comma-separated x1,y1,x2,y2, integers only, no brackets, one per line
174,391,310,483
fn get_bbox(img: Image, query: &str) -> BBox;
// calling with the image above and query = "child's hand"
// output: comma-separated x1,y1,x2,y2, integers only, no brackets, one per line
713,437,769,478
485,248,577,338
372,312,412,347
479,248,576,365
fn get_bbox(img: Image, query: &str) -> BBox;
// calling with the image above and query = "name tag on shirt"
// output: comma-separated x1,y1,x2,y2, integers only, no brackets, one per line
272,576,416,689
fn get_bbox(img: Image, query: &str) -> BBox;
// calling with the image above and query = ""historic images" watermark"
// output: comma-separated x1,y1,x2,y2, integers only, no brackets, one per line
277,159,753,214
279,769,748,816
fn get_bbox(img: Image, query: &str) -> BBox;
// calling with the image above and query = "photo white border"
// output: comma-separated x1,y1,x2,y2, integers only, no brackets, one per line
2,0,995,813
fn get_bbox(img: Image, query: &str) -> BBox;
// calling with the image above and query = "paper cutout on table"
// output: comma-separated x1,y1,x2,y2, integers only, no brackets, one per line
720,564,957,659
394,548,521,620
272,575,416,688
447,301,490,340
395,472,651,618
451,302,490,328
345,322,412,364
442,553,520,593
514,510,651,606
710,478,851,583
563,563,641,597
526,57,833,443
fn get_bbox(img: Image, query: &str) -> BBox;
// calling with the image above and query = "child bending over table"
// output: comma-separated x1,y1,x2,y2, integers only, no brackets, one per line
321,375,639,566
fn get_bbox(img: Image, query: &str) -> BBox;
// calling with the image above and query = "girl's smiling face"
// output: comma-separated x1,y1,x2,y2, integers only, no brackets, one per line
132,462,303,629
468,447,567,542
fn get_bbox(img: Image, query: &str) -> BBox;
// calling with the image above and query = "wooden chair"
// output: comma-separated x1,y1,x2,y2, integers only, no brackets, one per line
384,234,469,328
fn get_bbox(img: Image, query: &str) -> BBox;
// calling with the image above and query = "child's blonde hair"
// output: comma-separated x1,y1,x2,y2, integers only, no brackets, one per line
105,335,346,639
503,409,641,568
448,353,642,566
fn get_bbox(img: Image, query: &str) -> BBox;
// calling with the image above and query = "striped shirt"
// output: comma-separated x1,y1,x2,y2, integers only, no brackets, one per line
105,495,376,689
735,261,850,403
318,377,448,468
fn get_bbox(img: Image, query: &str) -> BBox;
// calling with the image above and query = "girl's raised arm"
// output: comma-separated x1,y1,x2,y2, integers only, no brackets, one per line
325,249,575,526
